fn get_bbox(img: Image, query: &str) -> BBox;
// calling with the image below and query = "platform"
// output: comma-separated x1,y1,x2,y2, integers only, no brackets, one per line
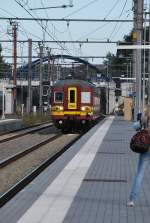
0,116,150,223
0,118,23,133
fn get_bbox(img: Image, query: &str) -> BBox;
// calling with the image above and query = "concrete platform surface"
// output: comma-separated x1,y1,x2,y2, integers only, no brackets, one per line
0,118,23,133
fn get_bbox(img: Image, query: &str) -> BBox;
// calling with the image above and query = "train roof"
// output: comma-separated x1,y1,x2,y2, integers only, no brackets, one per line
53,79,96,88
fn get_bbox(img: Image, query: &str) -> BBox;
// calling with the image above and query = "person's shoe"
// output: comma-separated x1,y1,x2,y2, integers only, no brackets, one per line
127,201,135,207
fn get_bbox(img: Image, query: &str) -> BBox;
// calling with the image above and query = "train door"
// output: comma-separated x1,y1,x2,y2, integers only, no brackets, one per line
68,87,77,109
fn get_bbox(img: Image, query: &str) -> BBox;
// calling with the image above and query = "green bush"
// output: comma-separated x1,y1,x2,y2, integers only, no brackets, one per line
23,113,51,127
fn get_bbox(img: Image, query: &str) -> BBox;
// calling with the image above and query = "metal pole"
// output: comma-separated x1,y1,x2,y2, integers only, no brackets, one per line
39,44,43,113
12,22,17,113
56,63,59,81
107,62,109,114
143,12,146,110
27,39,32,114
127,64,128,82
51,59,54,86
2,84,5,119
130,61,132,92
48,51,51,84
133,0,137,120
47,50,51,108
126,64,129,95
148,10,150,104
135,0,143,116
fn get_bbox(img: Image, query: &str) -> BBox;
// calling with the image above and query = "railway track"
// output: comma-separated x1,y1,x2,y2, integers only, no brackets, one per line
0,122,53,143
0,133,62,168
0,132,81,207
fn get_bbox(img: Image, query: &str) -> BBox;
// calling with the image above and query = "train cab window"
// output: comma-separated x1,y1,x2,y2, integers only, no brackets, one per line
54,92,63,103
81,92,91,103
70,90,75,103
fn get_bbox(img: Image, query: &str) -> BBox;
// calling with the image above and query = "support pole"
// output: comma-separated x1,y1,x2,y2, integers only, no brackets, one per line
133,0,143,118
39,44,43,113
142,12,146,110
12,22,18,113
48,50,51,108
2,84,5,119
106,62,109,114
133,0,137,120
51,59,54,86
48,51,51,84
27,39,32,114
148,11,150,104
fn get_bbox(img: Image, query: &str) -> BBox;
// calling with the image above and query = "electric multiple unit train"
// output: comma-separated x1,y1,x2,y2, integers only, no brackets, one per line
51,79,105,131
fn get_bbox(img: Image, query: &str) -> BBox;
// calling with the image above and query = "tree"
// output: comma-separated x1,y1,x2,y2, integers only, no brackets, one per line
0,43,12,79
103,31,133,80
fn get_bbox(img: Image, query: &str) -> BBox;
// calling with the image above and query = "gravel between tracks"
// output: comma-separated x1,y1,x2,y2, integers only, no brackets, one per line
0,127,59,161
0,134,78,195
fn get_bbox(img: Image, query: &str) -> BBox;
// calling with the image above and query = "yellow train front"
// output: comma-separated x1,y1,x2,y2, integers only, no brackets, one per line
51,79,101,131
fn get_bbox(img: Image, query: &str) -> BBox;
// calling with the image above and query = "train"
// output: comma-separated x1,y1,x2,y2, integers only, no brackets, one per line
51,79,106,131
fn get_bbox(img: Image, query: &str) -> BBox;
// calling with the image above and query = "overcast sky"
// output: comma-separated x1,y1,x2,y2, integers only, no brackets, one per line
0,0,134,64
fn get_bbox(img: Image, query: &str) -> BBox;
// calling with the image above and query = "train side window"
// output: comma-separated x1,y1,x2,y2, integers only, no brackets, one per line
54,92,63,103
70,90,75,103
81,92,91,103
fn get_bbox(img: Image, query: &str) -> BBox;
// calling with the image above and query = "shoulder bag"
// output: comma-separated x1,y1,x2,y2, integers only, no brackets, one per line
130,129,150,153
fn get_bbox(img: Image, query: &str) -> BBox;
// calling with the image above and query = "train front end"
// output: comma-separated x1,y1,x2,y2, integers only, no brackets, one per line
51,80,95,131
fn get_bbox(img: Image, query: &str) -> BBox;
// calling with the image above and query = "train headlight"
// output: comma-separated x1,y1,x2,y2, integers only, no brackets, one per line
58,106,64,111
81,106,91,112
81,106,86,111
52,106,64,111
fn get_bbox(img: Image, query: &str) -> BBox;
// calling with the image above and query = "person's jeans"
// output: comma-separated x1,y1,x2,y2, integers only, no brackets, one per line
129,151,150,201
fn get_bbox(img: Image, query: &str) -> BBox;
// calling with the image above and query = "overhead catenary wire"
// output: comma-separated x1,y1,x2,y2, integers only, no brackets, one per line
66,21,78,56
23,0,70,54
110,12,131,40
32,0,75,56
108,0,128,40
0,17,134,22
77,0,124,41
0,7,43,41
14,0,72,56
0,0,132,66
62,0,99,19
27,0,72,55
40,0,62,35
29,0,73,11
0,40,120,43
29,5,73,11
0,6,44,66
39,0,69,50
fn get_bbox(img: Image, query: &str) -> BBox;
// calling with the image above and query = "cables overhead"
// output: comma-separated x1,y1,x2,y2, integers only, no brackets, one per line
108,0,128,40
63,0,99,19
0,7,43,41
14,0,72,55
77,0,121,40
104,0,121,19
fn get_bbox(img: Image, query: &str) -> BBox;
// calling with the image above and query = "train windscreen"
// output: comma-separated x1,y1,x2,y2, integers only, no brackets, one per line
54,92,63,103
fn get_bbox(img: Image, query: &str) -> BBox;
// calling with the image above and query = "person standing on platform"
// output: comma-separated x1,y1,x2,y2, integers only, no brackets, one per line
127,105,150,207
